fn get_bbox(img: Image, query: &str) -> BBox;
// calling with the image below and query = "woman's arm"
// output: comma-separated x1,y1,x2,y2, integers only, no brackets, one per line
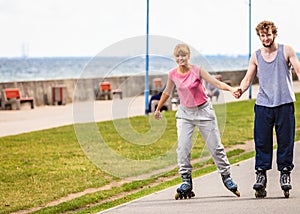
200,67,234,93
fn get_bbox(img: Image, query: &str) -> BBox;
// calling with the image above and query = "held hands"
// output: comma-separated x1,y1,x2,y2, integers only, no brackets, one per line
227,85,243,99
232,87,243,99
154,110,162,120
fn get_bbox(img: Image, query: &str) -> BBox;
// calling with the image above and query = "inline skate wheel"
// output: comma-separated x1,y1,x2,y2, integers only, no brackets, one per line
234,190,241,197
175,193,183,200
255,189,267,198
284,190,290,198
175,193,179,200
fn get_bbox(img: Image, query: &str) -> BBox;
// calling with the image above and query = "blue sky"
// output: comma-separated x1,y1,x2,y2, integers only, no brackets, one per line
0,0,299,57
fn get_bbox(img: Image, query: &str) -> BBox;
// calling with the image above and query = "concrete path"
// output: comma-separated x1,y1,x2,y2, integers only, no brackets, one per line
0,96,146,137
99,142,300,214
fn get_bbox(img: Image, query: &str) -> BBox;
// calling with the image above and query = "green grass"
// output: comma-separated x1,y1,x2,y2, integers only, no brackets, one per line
1,93,300,214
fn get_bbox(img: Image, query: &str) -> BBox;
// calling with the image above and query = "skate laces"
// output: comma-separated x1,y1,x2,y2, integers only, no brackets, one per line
222,176,237,189
280,168,291,185
256,170,266,184
181,182,191,189
257,174,265,183
281,173,290,185
181,173,192,190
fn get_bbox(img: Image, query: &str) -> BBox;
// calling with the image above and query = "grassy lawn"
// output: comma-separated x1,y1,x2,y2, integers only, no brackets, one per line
1,94,300,214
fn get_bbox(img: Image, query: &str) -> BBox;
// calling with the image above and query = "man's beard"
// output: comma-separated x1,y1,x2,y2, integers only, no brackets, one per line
263,38,275,48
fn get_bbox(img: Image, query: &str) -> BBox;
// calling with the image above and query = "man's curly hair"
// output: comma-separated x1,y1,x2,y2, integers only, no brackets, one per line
256,20,278,36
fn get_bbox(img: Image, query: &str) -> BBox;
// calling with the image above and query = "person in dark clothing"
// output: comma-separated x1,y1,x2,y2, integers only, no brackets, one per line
234,20,300,198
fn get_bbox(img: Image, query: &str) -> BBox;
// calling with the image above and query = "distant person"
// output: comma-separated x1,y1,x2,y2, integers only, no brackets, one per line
234,20,300,198
206,75,222,101
147,86,165,113
206,83,220,101
154,44,240,199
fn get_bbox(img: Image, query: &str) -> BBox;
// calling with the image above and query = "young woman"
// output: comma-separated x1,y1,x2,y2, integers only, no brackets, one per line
154,44,240,199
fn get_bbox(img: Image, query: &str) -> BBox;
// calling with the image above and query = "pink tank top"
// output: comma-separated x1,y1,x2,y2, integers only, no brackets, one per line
169,65,208,107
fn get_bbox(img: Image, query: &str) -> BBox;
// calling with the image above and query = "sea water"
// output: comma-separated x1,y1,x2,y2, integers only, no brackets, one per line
0,55,249,83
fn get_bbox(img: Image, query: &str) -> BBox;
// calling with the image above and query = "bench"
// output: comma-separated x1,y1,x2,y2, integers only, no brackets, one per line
97,82,123,100
1,88,34,110
112,89,123,99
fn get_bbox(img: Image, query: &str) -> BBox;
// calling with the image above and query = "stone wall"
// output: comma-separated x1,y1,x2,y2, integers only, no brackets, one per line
0,69,271,107
0,74,168,106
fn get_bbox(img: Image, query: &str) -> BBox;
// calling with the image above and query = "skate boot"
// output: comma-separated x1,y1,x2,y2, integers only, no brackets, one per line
175,173,195,200
253,168,267,198
280,167,292,198
222,174,240,197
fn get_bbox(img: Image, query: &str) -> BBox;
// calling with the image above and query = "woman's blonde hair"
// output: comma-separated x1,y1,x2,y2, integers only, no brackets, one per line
173,44,190,56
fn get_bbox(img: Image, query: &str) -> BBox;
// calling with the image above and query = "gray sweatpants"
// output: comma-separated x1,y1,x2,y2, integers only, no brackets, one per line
176,102,230,176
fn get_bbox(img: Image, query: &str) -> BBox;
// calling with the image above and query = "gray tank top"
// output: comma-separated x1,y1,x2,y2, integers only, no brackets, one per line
256,44,295,107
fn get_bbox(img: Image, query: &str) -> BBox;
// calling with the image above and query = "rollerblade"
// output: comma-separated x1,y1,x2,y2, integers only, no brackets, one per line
175,173,195,200
222,174,240,197
253,168,267,198
280,167,292,198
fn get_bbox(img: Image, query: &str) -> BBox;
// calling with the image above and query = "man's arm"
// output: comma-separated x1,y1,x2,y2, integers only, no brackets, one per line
240,52,258,94
285,45,300,81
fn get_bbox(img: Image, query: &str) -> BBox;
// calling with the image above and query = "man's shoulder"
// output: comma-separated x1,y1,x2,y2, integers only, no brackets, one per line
282,44,296,59
283,44,294,51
